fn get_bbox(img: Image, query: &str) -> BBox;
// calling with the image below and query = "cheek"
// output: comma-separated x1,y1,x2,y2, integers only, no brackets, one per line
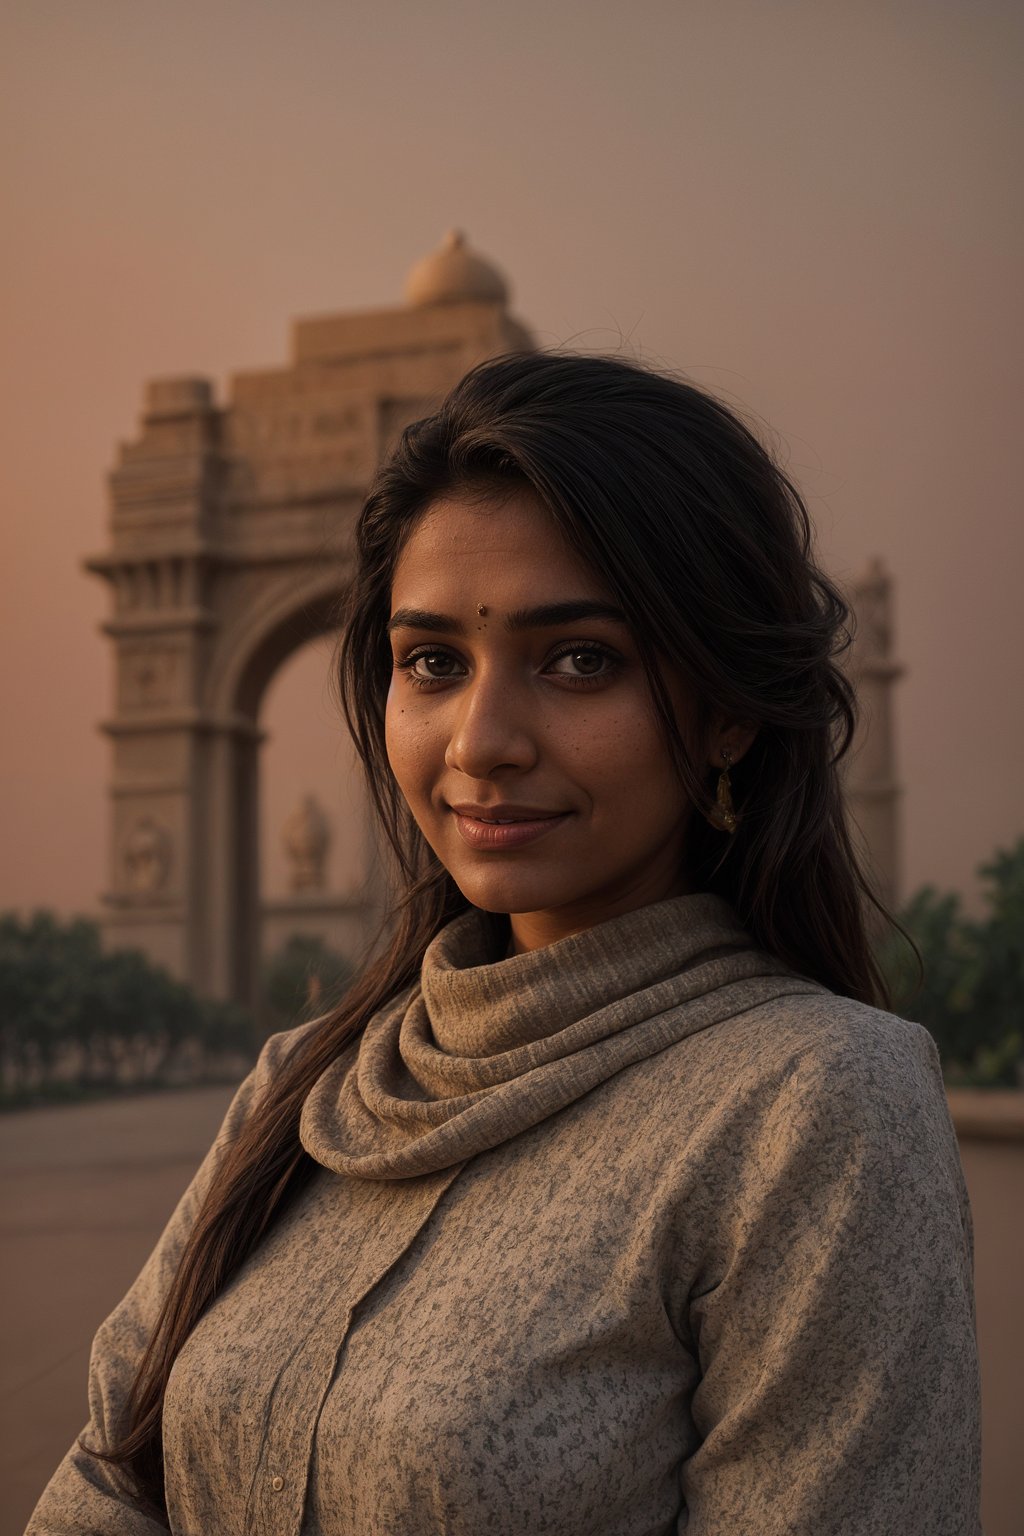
565,699,669,782
384,686,441,803
568,702,686,829
383,685,413,787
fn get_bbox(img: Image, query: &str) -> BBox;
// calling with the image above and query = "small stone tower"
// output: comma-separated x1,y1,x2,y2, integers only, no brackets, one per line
846,557,904,909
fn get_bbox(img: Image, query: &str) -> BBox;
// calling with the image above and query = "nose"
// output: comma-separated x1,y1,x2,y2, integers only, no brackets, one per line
443,670,539,779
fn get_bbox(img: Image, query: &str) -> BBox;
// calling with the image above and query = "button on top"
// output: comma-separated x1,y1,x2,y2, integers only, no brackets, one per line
271,1476,284,1492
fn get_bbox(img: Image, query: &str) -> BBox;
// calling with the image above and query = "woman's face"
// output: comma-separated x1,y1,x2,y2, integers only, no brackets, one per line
384,489,706,952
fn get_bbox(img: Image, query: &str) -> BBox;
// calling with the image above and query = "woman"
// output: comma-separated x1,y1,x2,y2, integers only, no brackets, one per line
28,352,980,1534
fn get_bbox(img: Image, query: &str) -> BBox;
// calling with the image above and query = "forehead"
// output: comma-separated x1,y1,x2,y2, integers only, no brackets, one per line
391,491,607,603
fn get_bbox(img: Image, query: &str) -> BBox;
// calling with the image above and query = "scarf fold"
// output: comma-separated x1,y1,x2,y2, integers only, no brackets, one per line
300,893,824,1180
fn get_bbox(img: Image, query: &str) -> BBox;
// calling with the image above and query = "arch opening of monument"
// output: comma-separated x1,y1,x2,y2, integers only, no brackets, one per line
208,579,358,1006
257,621,378,1008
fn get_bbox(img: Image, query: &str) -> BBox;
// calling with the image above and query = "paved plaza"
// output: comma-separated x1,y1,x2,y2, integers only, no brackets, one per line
0,1085,237,1535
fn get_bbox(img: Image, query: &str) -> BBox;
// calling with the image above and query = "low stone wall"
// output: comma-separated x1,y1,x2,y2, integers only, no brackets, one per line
948,1088,1024,1142
947,1090,1024,1536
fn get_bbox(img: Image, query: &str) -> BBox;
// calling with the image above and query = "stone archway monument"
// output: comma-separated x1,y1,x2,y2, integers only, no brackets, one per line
87,233,533,1003
88,234,902,1004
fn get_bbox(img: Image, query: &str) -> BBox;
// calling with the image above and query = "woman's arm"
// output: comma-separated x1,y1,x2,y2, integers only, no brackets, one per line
23,1034,290,1535
680,1015,981,1536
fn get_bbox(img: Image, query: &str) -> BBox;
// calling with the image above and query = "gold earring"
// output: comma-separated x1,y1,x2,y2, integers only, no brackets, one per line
712,747,738,834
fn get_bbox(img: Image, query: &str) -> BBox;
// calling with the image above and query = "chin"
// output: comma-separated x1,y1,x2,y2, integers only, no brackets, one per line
451,867,583,917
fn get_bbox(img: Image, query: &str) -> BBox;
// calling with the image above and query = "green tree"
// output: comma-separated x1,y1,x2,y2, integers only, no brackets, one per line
880,836,1024,1085
0,913,105,1088
966,842,1024,1070
0,910,258,1102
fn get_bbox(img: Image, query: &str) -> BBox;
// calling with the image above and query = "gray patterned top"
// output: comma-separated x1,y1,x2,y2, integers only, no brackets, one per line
26,893,982,1534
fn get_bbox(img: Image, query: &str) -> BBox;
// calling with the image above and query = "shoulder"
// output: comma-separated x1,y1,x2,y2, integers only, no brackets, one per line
723,992,960,1195
694,986,942,1113
765,993,947,1140
757,991,941,1106
654,988,955,1185
663,993,971,1269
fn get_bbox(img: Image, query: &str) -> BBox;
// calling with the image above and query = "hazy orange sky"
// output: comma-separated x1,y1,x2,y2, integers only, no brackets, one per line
2,0,1021,921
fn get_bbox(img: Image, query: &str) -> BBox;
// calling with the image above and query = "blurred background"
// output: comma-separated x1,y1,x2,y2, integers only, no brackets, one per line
1,2,1021,1532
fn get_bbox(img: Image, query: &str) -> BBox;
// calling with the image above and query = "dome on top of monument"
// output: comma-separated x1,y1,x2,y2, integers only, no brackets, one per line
404,230,509,308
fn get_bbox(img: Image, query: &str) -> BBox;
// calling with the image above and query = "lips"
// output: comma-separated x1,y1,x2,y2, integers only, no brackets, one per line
448,803,571,851
448,803,564,822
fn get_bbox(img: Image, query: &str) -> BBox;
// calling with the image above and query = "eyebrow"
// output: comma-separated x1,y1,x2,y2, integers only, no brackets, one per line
387,600,629,635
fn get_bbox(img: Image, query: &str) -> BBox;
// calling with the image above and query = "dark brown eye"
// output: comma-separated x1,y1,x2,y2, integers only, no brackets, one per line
396,645,469,688
548,647,612,678
571,650,604,674
409,651,463,680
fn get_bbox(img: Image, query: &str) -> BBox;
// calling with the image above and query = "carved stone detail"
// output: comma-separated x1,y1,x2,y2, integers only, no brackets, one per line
118,643,181,709
123,817,172,893
283,794,331,892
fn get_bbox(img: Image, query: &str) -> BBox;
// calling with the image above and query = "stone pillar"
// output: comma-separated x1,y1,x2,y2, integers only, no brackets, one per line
191,719,263,1003
87,377,224,983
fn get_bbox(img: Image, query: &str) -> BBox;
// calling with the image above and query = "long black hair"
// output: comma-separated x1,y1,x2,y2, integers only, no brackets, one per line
100,349,892,1510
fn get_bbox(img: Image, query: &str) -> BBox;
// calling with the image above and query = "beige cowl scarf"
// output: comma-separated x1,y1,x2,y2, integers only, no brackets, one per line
300,894,821,1179
27,893,981,1536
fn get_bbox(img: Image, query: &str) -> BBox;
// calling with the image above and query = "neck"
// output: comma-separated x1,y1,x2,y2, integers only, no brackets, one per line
508,864,696,955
